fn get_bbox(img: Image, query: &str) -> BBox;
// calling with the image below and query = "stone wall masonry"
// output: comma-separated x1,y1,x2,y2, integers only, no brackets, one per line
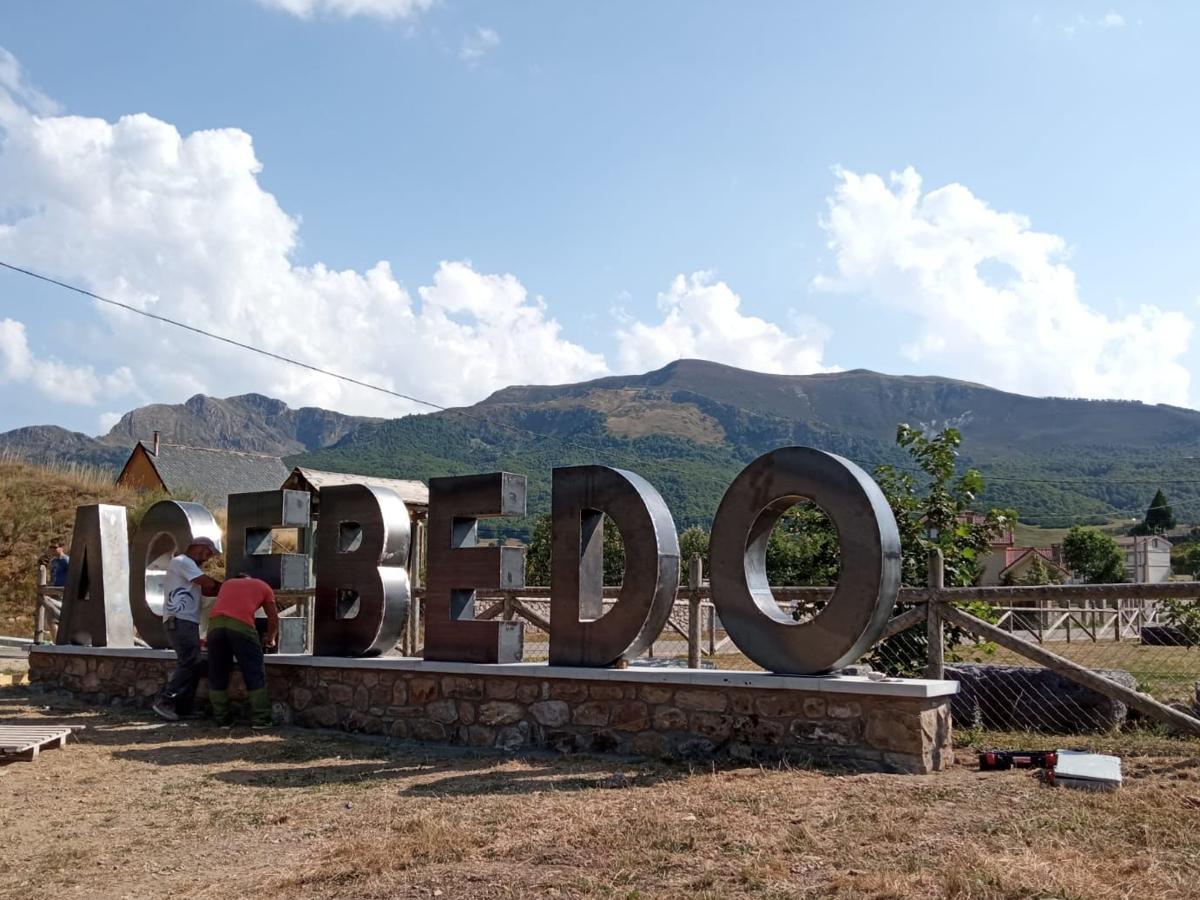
28,648,955,774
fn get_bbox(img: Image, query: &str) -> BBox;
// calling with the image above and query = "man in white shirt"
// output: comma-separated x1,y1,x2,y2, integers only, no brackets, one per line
152,536,223,721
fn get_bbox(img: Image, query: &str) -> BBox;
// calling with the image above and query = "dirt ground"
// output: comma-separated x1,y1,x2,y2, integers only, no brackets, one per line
3,687,1200,900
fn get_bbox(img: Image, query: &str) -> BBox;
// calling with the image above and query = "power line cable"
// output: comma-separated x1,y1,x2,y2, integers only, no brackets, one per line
0,260,643,468
8,258,1200,493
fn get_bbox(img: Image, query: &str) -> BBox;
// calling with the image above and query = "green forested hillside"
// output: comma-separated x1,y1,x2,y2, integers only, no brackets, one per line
9,359,1200,535
293,361,1200,536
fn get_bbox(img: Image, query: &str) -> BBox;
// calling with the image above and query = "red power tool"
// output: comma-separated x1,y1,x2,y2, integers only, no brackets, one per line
978,750,1058,771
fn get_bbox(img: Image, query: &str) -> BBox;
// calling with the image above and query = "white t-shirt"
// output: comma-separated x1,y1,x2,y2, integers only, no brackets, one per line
163,554,205,624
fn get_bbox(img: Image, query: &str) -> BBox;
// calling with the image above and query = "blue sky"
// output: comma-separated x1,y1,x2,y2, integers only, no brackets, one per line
1,1,1198,434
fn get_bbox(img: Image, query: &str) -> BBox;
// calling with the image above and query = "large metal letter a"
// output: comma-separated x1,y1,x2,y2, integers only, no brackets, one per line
57,504,135,647
423,473,526,663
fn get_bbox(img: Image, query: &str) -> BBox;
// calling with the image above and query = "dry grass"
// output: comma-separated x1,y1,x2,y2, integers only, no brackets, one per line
3,689,1200,899
0,458,230,637
0,458,145,635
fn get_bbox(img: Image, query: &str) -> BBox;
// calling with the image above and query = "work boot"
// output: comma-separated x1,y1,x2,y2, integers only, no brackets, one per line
151,697,178,722
209,689,233,726
248,687,273,728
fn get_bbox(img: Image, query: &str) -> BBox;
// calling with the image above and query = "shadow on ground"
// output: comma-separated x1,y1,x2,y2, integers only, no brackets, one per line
3,692,698,796
206,756,689,795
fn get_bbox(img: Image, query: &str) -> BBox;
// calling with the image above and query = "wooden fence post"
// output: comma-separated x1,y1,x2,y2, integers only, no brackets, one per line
412,593,422,657
925,548,945,679
687,553,703,669
34,564,48,645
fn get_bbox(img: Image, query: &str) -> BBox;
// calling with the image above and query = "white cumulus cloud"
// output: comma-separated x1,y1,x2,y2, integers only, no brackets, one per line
616,272,833,376
0,48,59,118
0,55,607,419
814,167,1192,406
0,318,134,404
256,0,435,20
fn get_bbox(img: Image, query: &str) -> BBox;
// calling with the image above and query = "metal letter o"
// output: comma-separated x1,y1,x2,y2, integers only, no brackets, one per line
128,500,223,649
708,447,901,675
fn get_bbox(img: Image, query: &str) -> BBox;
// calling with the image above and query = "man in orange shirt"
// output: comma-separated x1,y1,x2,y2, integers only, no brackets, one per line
207,573,280,728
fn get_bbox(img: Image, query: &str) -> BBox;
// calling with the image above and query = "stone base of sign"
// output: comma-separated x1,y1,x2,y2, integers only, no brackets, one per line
28,647,957,774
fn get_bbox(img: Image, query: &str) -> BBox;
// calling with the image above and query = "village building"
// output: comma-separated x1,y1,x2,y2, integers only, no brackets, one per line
280,466,429,516
115,432,291,506
984,546,1071,586
1116,534,1172,583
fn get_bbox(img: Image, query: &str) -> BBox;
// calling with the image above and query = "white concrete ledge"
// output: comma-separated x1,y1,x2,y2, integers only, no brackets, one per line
30,645,959,699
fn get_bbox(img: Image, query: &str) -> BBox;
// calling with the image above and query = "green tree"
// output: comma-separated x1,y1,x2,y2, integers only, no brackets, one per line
523,513,552,586
764,503,840,587
872,425,1015,588
866,425,1014,675
1061,525,1126,584
678,525,710,581
1132,488,1176,535
600,516,626,584
1176,542,1200,578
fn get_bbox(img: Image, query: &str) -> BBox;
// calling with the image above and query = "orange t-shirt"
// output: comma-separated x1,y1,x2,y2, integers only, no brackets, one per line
211,577,276,627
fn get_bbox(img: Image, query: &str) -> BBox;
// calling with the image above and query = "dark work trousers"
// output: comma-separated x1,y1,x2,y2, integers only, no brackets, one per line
207,626,266,693
161,618,205,715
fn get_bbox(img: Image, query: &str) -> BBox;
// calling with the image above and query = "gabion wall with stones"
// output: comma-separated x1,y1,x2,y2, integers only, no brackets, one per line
28,650,953,774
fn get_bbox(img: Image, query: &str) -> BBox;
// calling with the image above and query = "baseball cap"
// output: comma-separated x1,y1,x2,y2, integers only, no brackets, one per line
188,536,222,554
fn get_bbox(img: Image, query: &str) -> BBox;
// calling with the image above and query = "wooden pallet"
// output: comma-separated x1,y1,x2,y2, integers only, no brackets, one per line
0,725,75,762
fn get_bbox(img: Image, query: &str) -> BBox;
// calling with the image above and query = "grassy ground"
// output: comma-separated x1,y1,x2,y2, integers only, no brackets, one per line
0,458,142,636
3,687,1200,899
1011,521,1128,546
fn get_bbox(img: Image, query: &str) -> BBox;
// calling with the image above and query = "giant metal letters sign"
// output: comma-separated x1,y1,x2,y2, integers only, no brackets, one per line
423,473,527,664
57,504,135,647
549,465,680,667
52,447,901,674
709,447,901,674
311,484,411,657
225,489,312,590
127,500,223,649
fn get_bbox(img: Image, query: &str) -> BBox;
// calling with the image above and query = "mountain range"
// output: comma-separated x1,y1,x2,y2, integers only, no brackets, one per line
0,393,374,470
5,359,1200,529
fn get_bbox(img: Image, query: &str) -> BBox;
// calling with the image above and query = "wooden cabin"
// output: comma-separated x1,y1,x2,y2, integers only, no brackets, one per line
281,466,430,585
115,432,291,507
280,466,429,518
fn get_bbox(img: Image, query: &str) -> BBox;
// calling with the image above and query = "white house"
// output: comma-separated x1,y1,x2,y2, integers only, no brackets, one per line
1116,535,1172,583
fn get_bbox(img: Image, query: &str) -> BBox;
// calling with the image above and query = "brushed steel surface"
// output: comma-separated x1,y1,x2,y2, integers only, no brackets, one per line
708,447,900,674
423,473,527,664
549,465,680,667
226,490,312,590
57,504,135,647
127,500,223,649
311,484,411,657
